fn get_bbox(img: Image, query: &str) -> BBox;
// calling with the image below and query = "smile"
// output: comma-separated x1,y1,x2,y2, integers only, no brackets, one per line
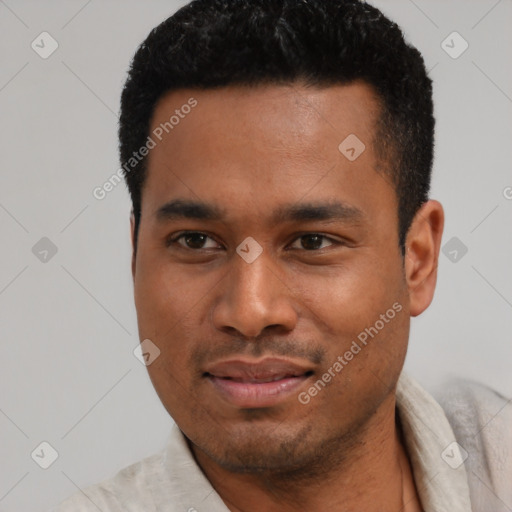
203,358,314,408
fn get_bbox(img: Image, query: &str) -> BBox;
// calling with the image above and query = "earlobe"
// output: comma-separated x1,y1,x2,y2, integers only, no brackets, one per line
404,200,444,317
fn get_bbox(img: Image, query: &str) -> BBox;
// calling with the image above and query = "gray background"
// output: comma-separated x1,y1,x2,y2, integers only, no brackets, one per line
0,1,511,510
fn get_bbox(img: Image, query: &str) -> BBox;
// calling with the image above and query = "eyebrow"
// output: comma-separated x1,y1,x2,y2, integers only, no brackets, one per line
155,198,365,225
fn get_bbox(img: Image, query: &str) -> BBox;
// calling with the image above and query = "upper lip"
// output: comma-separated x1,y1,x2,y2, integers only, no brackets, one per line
204,358,313,381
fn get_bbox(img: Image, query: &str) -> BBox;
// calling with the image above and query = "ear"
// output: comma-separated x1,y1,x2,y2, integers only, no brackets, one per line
130,210,136,281
404,200,444,317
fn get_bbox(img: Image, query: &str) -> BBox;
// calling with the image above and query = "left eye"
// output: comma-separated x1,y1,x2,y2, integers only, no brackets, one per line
289,234,335,251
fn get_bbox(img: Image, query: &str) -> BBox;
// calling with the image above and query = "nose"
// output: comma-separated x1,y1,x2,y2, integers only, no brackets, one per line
211,249,298,338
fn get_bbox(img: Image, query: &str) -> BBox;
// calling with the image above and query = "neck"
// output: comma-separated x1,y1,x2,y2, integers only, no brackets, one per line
190,394,423,512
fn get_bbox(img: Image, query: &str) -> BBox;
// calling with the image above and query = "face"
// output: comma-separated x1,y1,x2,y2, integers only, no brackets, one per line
131,82,419,473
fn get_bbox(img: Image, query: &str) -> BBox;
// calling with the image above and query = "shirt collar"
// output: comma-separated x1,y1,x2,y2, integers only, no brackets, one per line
396,371,472,511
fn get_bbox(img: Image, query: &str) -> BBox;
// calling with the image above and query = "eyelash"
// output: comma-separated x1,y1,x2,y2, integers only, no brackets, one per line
166,231,341,252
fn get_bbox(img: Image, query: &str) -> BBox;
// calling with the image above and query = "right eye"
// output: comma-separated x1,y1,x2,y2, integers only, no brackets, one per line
166,231,223,251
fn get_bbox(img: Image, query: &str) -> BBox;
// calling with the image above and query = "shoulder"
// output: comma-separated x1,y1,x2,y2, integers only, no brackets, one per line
50,452,163,512
434,377,512,444
433,378,512,509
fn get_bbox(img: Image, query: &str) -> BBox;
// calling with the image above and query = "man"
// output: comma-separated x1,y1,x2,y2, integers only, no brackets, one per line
52,0,511,511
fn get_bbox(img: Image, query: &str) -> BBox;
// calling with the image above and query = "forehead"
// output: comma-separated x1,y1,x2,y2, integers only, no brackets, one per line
142,82,394,225
149,81,380,154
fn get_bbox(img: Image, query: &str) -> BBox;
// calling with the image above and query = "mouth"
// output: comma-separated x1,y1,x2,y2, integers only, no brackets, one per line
203,358,314,408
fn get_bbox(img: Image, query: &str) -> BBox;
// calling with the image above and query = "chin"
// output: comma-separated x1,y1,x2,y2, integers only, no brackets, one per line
190,419,334,475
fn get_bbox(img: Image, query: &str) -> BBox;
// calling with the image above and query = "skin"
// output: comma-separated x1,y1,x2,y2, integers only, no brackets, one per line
130,81,444,511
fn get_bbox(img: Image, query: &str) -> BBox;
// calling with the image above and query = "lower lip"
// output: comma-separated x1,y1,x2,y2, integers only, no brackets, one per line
207,375,310,408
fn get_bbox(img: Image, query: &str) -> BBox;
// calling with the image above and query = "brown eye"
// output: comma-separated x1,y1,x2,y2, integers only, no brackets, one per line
290,234,335,251
170,232,220,250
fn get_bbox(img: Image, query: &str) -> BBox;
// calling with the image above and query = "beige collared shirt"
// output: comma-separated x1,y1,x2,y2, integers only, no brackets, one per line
52,372,511,511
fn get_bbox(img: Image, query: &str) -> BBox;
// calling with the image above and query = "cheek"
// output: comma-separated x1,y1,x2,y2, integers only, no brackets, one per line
296,256,404,328
136,269,200,411
134,257,198,336
295,257,409,387
133,258,209,373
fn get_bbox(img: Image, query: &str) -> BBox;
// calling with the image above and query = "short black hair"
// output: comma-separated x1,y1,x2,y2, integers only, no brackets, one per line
119,0,434,255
